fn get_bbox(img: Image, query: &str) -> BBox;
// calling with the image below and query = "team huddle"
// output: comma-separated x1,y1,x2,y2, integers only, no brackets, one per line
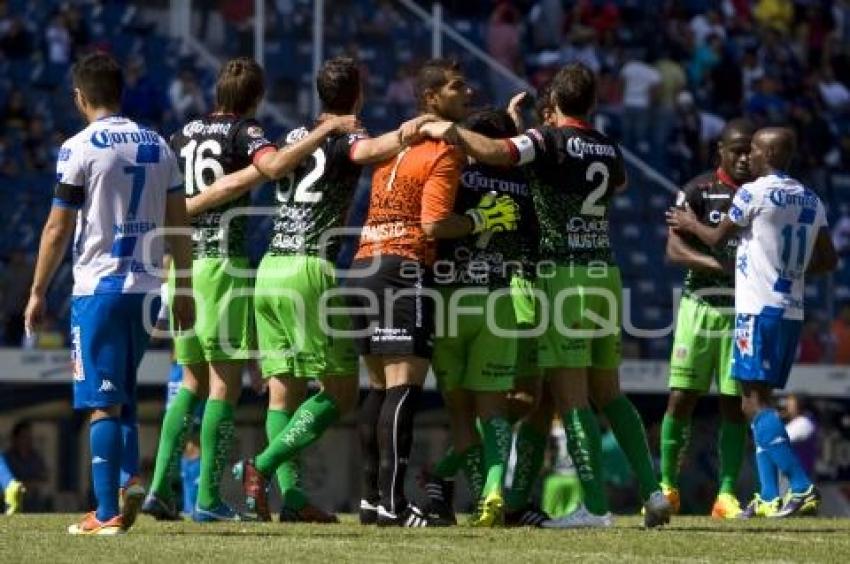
22,51,837,535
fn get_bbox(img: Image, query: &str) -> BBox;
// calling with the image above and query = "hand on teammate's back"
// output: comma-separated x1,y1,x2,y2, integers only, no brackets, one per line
666,206,699,233
418,121,457,143
170,293,196,333
465,192,520,234
327,114,361,135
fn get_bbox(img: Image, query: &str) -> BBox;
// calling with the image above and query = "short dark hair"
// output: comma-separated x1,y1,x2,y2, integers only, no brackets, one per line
721,118,756,144
215,57,265,115
463,107,518,137
414,58,461,111
317,57,361,114
550,63,596,117
72,52,123,108
535,83,553,124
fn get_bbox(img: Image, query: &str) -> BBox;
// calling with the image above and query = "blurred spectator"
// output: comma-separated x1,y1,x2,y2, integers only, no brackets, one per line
781,394,818,478
527,0,563,51
831,303,850,364
619,52,661,155
689,8,726,46
687,33,722,87
45,12,70,66
710,47,743,118
486,2,523,107
61,4,90,59
0,250,32,345
122,57,165,127
754,0,794,34
671,90,702,180
0,17,32,60
746,76,788,125
385,64,415,121
2,88,30,131
22,116,51,171
741,47,766,102
221,0,254,56
168,68,206,123
561,26,601,74
3,421,49,512
654,51,687,170
798,318,826,364
833,205,850,255
817,66,850,113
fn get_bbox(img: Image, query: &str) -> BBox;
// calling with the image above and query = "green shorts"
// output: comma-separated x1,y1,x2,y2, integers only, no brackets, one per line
254,255,357,379
536,264,622,370
171,257,255,365
433,286,518,392
669,294,739,396
511,276,541,379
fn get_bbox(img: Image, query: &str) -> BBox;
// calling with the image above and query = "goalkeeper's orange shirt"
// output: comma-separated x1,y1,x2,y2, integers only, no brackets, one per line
355,139,463,266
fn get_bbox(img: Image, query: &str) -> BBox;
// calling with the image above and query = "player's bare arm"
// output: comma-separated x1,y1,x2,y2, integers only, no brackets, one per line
164,191,196,331
807,227,838,275
667,206,738,248
666,227,725,272
186,164,266,217
506,92,528,131
420,121,516,167
254,114,359,179
350,114,439,165
24,206,76,334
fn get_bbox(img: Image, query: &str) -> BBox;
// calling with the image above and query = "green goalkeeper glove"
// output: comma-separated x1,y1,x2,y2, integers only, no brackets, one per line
465,192,519,235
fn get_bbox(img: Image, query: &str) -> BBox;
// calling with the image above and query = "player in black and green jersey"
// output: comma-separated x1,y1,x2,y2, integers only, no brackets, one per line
143,57,358,522
176,57,435,522
421,63,672,528
660,119,754,519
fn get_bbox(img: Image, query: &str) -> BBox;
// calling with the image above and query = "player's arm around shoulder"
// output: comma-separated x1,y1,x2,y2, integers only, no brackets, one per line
349,114,440,165
186,164,267,217
419,120,518,167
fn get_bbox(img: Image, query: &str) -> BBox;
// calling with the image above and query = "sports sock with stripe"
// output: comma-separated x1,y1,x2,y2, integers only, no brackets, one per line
197,399,235,510
459,443,485,502
265,408,307,510
149,387,199,500
358,388,385,503
752,408,811,494
603,395,659,502
255,392,340,484
563,407,608,515
659,413,690,489
119,401,139,488
90,416,121,522
718,419,746,495
480,416,512,498
377,384,421,515
505,421,547,511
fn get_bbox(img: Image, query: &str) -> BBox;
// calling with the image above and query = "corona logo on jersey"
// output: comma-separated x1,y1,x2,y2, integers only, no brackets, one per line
768,188,818,209
90,128,160,149
565,136,617,160
735,315,755,357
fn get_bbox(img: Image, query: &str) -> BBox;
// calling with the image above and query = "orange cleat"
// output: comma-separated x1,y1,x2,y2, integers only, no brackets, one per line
67,512,124,535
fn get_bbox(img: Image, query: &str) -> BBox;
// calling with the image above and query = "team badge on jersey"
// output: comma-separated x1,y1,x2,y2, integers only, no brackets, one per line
735,315,755,357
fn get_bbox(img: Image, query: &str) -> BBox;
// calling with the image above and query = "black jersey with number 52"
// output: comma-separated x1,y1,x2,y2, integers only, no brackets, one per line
268,125,366,262
511,121,626,265
170,114,275,258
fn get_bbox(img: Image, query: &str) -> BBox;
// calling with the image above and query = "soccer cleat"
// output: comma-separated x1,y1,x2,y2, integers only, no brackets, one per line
772,486,821,518
504,505,551,528
739,494,781,518
192,502,242,522
279,503,339,524
67,512,124,535
4,479,25,515
419,471,457,525
232,459,271,522
471,491,504,527
711,493,742,519
119,477,146,530
542,504,613,529
643,490,673,528
141,493,182,521
359,498,379,525
376,504,452,528
661,484,681,515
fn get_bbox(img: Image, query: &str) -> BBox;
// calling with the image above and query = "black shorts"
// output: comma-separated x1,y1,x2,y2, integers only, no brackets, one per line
346,255,435,359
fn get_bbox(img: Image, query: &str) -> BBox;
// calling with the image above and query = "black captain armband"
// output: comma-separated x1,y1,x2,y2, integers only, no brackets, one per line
54,183,85,208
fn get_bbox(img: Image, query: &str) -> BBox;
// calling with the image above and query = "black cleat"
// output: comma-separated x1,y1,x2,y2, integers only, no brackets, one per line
419,471,457,525
504,505,550,528
359,498,379,525
141,493,182,521
376,504,452,528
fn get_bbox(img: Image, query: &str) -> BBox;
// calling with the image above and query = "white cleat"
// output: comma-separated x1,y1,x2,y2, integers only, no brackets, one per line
541,504,613,529
643,490,673,528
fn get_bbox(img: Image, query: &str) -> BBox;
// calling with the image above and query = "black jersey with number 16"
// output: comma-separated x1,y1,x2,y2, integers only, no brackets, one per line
268,125,366,263
170,114,275,258
510,119,626,265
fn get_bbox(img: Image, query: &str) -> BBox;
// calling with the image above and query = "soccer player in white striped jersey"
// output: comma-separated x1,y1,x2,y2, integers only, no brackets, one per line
667,127,837,518
24,53,194,535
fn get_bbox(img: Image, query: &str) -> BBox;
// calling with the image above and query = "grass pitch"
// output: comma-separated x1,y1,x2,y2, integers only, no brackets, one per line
2,514,849,563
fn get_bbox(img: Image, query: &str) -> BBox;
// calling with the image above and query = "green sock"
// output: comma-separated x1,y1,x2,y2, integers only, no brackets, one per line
197,399,235,509
460,444,485,502
718,420,746,495
150,388,200,500
603,395,660,502
660,413,691,489
265,409,307,510
505,421,547,511
255,392,340,479
480,417,512,497
563,408,608,515
433,447,462,480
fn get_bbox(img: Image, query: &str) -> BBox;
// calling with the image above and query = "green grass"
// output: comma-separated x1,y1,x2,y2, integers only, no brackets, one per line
2,514,850,563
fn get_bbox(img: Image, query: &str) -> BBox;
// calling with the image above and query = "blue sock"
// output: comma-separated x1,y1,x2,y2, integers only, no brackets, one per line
0,453,15,489
90,417,121,522
752,409,812,494
755,448,779,500
119,403,139,488
180,455,201,514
